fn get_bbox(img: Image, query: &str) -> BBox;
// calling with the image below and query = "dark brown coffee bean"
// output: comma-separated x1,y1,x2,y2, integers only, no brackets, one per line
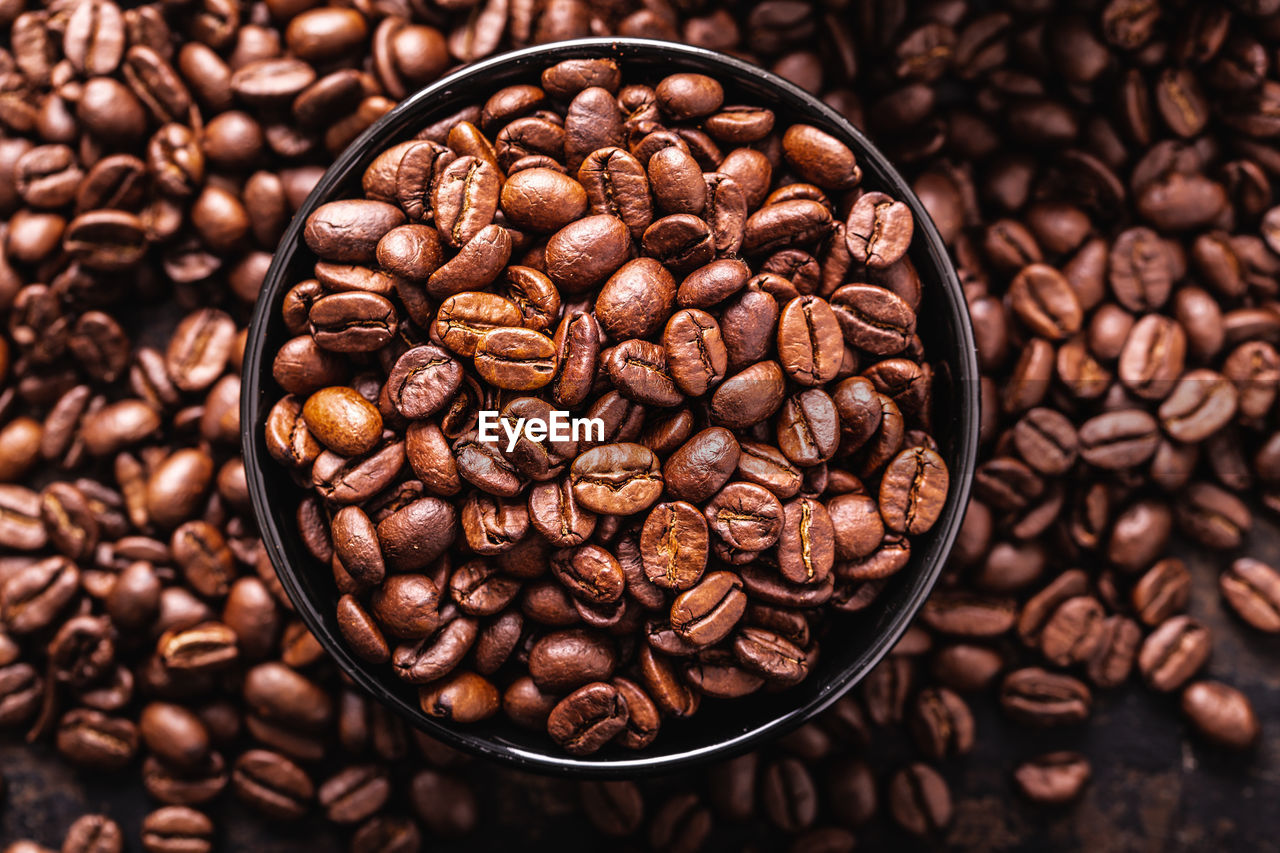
705,483,784,554
1013,753,1091,804
733,627,808,685
1078,409,1160,469
419,672,499,723
578,147,652,237
1138,615,1210,692
529,629,616,693
231,749,313,820
665,428,740,504
670,570,746,645
1180,681,1259,750
141,807,213,853
639,501,709,591
376,498,457,572
570,443,663,516
545,214,632,294
547,682,628,755
711,361,787,428
309,292,398,354
551,544,624,605
57,709,138,769
910,687,975,760
776,296,843,386
879,447,949,535
845,192,912,268
1220,558,1280,633
1009,263,1082,340
830,284,916,355
887,763,951,837
603,339,682,407
1000,668,1092,726
1132,559,1190,627
643,214,715,273
776,497,835,585
782,124,860,190
304,200,404,264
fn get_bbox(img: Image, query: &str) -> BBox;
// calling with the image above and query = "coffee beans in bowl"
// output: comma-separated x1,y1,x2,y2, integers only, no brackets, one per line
245,39,978,772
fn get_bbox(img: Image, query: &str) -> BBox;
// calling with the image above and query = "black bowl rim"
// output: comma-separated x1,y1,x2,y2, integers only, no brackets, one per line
241,37,980,778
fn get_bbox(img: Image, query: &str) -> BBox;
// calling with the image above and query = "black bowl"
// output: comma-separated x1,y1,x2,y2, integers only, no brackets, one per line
241,37,980,777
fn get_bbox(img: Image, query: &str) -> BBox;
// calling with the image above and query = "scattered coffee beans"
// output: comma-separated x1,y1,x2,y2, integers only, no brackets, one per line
1,0,1277,848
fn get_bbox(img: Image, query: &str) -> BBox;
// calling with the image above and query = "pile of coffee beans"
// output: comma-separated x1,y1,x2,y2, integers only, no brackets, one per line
265,56,952,755
0,0,1276,849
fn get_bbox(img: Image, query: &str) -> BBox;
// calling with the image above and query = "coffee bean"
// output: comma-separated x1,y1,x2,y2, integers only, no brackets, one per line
141,808,212,853
1180,681,1259,750
1138,615,1211,691
887,763,951,836
231,749,314,819
845,192,912,268
670,571,746,645
62,814,124,853
1221,558,1280,633
1000,668,1091,726
1013,753,1091,804
570,443,663,516
547,682,628,755
878,447,949,535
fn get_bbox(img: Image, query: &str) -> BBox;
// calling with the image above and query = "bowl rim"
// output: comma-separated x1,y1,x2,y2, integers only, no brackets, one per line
241,36,981,778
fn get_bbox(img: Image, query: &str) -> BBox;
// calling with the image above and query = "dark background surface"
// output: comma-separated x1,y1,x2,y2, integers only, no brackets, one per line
4,514,1278,851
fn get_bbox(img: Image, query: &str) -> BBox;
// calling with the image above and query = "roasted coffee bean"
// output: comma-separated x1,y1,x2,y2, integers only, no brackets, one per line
1221,558,1280,633
878,447,949,535
777,497,835,585
1138,615,1211,692
1000,668,1092,726
1132,559,1190,627
529,629,616,693
1180,681,1260,751
1013,753,1091,804
640,501,709,590
846,193,913,269
140,807,213,853
670,570,746,645
830,284,916,356
733,627,808,685
887,763,951,837
231,749,314,820
57,709,138,769
570,443,663,516
777,296,843,386
910,688,975,760
547,682,628,755
419,672,500,723
309,292,397,354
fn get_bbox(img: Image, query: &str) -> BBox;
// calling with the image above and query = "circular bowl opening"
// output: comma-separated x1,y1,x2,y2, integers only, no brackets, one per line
241,37,980,777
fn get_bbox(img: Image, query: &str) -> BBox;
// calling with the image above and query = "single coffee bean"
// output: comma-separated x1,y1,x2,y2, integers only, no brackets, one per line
887,763,951,837
1220,558,1280,633
231,749,314,820
141,808,213,853
547,682,629,755
640,501,709,590
670,570,746,645
570,443,663,516
1000,668,1092,726
1013,753,1091,804
1138,615,1211,691
1180,681,1260,750
878,447,949,535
